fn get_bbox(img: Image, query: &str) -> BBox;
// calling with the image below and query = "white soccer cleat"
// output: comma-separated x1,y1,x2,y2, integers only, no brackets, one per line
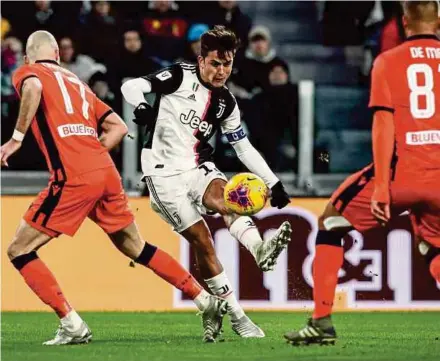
231,315,265,338
256,221,292,271
200,296,228,343
43,322,92,346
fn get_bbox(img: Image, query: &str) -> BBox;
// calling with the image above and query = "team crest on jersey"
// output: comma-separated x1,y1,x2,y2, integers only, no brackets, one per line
192,82,199,92
216,100,226,118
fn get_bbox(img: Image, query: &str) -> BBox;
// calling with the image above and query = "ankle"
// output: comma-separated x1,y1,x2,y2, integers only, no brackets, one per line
312,315,333,329
61,310,83,332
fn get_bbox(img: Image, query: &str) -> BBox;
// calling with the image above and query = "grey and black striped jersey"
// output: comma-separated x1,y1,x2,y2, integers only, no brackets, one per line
139,62,245,177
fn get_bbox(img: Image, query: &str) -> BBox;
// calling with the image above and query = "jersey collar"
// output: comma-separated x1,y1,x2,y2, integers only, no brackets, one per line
405,34,439,42
35,59,60,65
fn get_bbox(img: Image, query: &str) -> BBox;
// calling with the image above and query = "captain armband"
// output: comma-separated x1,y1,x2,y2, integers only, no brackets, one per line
225,127,246,143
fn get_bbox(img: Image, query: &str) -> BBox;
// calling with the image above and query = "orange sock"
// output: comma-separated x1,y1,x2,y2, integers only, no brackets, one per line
312,244,344,319
12,253,71,318
429,254,440,283
137,245,203,300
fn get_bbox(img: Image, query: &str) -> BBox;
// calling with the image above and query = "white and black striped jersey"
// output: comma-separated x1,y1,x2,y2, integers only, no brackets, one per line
139,62,246,177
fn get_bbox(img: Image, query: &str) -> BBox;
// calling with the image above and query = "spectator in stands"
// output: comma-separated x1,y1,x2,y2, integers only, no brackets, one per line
380,3,405,53
207,1,252,49
230,26,288,97
59,37,107,83
181,23,209,63
1,36,45,171
1,36,23,118
89,72,115,109
80,1,120,64
7,0,79,43
248,61,298,172
140,0,189,65
113,28,158,83
88,72,122,171
110,28,159,114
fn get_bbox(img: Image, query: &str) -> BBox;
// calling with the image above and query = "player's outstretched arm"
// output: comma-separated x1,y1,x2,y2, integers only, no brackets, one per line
99,112,128,151
0,77,42,167
230,136,290,209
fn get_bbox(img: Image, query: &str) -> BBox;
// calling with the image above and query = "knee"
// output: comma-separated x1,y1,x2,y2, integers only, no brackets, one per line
7,238,25,261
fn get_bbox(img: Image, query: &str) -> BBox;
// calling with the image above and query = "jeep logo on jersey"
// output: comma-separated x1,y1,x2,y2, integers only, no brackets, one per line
180,109,213,137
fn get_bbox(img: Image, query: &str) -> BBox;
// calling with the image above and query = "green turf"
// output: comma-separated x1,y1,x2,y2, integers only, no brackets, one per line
2,312,439,361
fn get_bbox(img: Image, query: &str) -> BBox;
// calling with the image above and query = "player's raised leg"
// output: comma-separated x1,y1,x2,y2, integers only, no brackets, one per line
7,220,91,346
284,202,350,346
181,219,264,338
203,179,292,272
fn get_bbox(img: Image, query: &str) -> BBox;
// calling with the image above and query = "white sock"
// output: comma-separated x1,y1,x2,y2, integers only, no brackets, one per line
193,289,211,312
229,216,262,260
60,310,83,332
204,271,245,321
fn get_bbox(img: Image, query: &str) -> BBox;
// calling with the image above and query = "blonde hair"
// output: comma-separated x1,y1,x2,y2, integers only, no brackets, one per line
26,30,58,61
403,1,439,23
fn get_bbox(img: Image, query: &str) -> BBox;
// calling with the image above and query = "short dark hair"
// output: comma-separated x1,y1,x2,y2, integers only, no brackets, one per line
200,25,240,58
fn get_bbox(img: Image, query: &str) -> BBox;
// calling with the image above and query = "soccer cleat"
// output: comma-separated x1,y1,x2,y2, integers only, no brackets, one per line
231,315,265,338
256,221,292,271
284,317,337,346
200,296,228,343
43,322,92,346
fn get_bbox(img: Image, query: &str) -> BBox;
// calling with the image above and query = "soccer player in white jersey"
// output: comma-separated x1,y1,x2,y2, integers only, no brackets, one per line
121,26,292,340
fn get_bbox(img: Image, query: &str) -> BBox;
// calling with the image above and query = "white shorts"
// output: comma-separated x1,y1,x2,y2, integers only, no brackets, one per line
144,162,227,233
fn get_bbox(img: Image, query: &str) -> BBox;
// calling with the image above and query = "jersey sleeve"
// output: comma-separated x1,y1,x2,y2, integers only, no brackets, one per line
220,103,247,143
12,65,40,95
368,55,394,112
94,96,114,124
142,63,184,95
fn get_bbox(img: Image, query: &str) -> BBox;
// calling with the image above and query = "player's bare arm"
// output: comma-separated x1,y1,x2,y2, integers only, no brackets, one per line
99,112,128,151
0,77,42,167
371,109,395,225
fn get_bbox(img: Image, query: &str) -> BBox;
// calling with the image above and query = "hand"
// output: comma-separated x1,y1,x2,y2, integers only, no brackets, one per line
0,139,22,167
371,186,391,226
270,181,290,209
133,102,154,127
371,200,390,226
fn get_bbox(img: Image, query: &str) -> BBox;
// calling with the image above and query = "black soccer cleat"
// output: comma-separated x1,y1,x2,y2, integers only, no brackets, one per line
284,317,337,346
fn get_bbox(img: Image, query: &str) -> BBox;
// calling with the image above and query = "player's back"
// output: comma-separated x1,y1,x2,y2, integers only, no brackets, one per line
381,35,440,174
13,60,114,181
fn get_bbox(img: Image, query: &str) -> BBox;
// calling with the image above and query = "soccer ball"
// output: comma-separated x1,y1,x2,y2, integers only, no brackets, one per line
224,173,268,216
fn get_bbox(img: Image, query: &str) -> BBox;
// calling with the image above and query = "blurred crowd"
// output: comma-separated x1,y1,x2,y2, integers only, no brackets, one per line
1,0,298,173
2,1,433,176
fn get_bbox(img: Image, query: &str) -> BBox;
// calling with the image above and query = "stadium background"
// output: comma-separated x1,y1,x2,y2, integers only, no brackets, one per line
2,0,440,313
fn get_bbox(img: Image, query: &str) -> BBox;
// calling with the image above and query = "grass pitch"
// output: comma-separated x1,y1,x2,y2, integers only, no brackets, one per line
2,312,439,361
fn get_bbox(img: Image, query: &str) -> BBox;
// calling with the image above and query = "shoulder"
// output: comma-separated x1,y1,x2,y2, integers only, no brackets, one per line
12,64,39,79
12,64,42,91
175,61,197,73
374,42,408,67
219,86,237,109
217,86,238,120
